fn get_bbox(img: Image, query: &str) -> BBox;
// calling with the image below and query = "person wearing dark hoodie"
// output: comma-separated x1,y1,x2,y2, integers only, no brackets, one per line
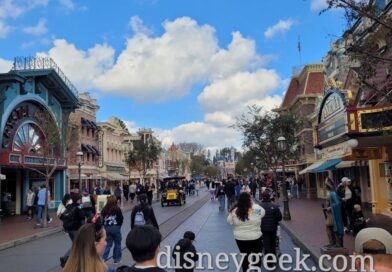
131,194,159,230
117,225,166,272
172,231,198,272
260,190,282,257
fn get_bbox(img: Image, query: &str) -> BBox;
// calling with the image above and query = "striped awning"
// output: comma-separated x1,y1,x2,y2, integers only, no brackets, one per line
298,161,325,175
311,159,342,173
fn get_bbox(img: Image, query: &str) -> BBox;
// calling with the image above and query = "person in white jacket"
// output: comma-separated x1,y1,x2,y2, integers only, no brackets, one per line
227,192,265,272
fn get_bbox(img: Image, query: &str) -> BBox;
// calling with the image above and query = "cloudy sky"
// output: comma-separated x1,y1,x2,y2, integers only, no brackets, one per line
0,0,345,151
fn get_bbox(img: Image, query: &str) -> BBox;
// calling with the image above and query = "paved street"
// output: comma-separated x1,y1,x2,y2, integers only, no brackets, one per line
0,192,209,272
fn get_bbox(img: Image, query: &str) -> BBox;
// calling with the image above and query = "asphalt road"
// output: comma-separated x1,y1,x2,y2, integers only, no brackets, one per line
0,191,210,272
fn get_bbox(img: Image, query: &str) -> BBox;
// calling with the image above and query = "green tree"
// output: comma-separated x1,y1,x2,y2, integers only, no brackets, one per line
236,106,302,180
190,155,207,175
204,165,220,177
125,137,162,184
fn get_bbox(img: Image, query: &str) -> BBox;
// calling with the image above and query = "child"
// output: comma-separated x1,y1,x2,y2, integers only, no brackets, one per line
351,204,368,236
172,231,198,272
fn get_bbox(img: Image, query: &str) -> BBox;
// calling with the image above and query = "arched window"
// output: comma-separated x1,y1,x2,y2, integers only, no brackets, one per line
13,123,44,154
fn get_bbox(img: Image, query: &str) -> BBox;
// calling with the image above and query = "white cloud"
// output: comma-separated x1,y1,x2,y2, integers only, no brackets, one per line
0,20,13,38
22,18,47,36
123,120,139,133
37,39,115,90
0,58,13,73
264,19,295,39
0,0,49,20
129,16,152,36
204,112,235,127
59,0,74,10
94,17,266,102
198,69,281,113
156,122,241,151
310,0,328,12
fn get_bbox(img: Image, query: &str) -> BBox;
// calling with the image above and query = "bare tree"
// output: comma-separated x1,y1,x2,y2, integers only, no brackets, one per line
177,142,204,156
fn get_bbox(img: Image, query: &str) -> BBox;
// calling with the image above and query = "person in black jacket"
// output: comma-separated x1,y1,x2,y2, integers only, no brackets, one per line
172,231,198,272
260,190,282,257
59,194,85,268
131,194,159,230
225,179,236,212
101,195,124,264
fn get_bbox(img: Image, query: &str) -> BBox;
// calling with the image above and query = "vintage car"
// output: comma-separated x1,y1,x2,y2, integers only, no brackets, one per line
161,176,186,207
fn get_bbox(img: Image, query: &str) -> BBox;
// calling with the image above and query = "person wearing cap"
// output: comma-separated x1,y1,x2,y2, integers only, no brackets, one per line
81,188,96,221
354,228,392,271
260,190,282,257
324,177,344,248
172,231,198,272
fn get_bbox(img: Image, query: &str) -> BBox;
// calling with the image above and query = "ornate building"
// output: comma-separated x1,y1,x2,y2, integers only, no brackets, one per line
0,57,79,213
67,92,100,193
275,64,325,198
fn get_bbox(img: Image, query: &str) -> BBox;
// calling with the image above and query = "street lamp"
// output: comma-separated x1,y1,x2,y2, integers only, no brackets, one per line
76,151,84,193
277,136,291,221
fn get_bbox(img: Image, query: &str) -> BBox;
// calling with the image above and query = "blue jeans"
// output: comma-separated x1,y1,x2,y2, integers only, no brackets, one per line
103,225,122,262
227,195,236,211
218,195,225,211
36,205,50,225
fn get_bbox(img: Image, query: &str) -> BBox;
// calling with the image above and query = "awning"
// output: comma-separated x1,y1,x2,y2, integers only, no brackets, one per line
100,172,127,181
311,159,342,173
298,161,325,175
335,161,355,169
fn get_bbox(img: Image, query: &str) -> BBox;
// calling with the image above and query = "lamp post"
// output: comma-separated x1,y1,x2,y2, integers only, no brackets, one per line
277,136,291,221
76,151,84,193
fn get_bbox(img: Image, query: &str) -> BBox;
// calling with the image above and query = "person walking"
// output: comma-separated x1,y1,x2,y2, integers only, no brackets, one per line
208,181,216,201
234,181,241,201
195,181,200,197
227,192,265,271
131,194,159,230
114,184,122,205
129,182,137,203
63,214,115,272
123,183,129,202
81,188,96,221
146,182,153,205
59,194,85,268
215,182,226,212
172,231,198,272
260,191,282,258
36,185,52,227
101,195,124,264
26,189,35,220
249,179,257,199
225,179,236,212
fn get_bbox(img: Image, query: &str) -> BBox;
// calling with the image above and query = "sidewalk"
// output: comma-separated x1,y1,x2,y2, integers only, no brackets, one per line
276,197,392,260
0,198,137,251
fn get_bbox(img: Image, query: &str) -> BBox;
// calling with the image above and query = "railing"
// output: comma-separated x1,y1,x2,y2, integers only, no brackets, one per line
12,56,79,97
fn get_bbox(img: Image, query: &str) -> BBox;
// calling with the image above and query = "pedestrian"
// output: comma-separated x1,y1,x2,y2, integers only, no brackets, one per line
195,181,200,197
131,194,159,230
1,190,11,216
123,183,129,202
249,179,257,199
241,180,251,194
342,178,354,233
351,204,368,237
172,231,198,272
234,181,241,201
63,214,115,272
26,188,35,220
101,195,124,264
215,182,226,212
59,194,85,268
117,225,166,272
114,184,122,205
129,182,137,203
260,191,282,258
146,182,153,205
324,177,344,248
225,179,236,212
354,228,392,272
36,184,52,227
81,188,96,221
227,192,265,272
208,181,216,201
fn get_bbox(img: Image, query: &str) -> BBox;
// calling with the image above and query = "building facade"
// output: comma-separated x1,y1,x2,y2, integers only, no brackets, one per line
275,64,325,198
67,92,100,194
0,57,79,213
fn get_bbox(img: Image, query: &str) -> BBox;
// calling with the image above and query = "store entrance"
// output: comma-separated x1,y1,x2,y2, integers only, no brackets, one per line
1,168,18,216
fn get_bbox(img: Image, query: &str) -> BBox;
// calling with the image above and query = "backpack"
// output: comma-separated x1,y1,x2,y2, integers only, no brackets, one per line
134,210,146,225
81,196,92,208
61,205,78,231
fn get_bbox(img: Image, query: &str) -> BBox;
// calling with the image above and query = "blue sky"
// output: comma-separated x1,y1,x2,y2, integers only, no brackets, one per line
0,0,346,150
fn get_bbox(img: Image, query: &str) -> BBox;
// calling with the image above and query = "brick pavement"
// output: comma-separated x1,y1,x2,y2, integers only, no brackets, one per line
0,197,137,251
276,197,392,259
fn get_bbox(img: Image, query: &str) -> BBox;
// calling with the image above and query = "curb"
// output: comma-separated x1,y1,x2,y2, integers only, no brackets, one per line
0,226,63,251
0,206,134,252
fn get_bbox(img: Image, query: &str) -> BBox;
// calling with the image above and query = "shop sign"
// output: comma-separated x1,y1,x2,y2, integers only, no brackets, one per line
320,92,345,123
345,148,382,161
319,115,346,144
320,141,352,160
